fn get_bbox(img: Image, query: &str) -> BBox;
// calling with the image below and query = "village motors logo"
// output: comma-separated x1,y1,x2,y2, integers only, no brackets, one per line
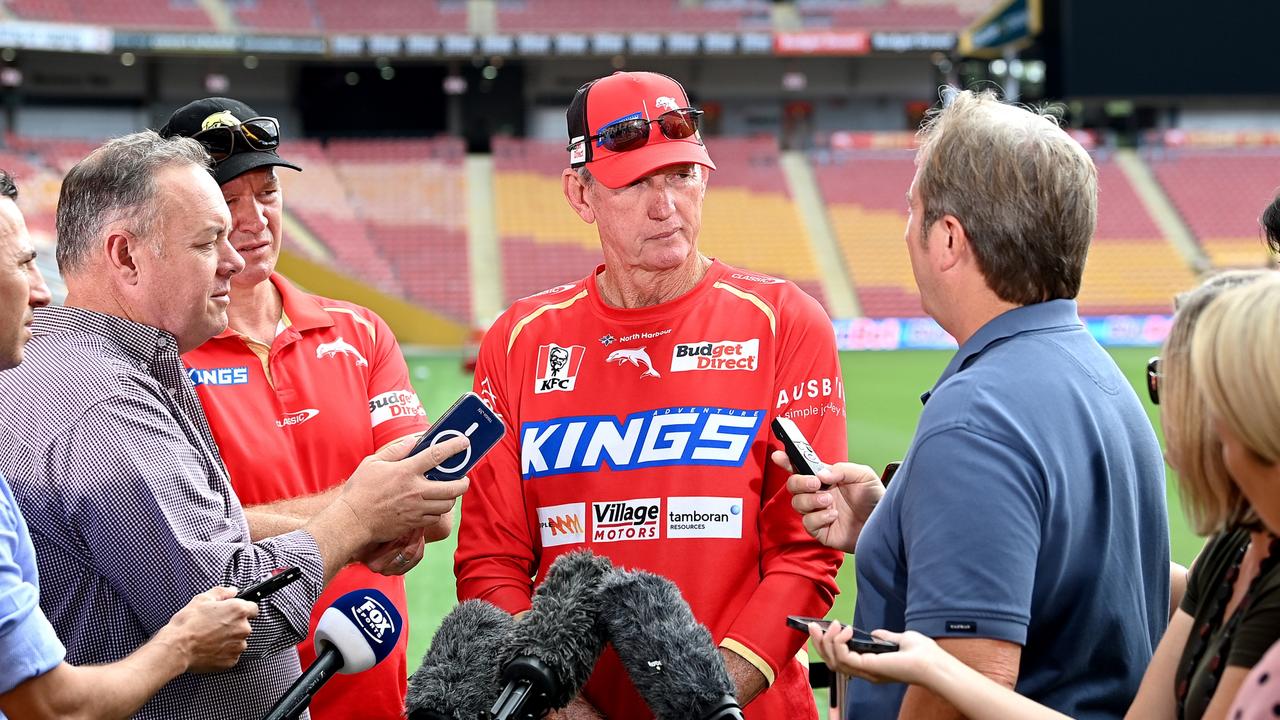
671,339,760,372
592,498,661,543
535,343,586,394
537,503,586,547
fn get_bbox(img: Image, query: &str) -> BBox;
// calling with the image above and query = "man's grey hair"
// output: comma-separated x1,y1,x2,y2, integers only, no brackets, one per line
55,130,210,274
0,169,16,201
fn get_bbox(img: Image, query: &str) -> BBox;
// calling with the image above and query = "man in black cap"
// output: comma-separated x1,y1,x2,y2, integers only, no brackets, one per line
162,98,455,720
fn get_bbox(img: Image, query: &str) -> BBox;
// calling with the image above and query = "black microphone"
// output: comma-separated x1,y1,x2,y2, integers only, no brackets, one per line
598,570,744,720
405,599,514,720
489,550,615,720
263,588,403,720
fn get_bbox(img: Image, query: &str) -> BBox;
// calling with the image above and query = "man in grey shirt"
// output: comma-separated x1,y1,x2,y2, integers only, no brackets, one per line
0,131,469,719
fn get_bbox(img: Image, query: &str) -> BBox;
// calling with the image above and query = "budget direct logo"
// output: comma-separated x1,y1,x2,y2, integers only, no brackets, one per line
534,344,586,394
368,390,425,427
275,409,319,428
538,503,586,547
666,496,743,539
187,366,249,386
520,406,764,479
353,596,396,645
592,498,661,543
671,339,759,373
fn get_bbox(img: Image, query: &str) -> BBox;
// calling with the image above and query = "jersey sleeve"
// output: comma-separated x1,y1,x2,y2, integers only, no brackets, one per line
720,289,846,684
899,426,1044,645
366,311,430,448
454,318,537,614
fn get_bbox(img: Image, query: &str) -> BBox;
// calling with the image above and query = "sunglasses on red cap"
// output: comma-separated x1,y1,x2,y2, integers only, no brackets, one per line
568,107,704,157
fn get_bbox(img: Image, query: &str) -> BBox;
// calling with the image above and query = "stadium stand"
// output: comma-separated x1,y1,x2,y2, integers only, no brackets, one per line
5,0,214,29
228,0,468,33
495,0,773,32
492,135,827,308
1146,148,1280,268
282,137,472,324
813,148,1195,317
796,0,985,30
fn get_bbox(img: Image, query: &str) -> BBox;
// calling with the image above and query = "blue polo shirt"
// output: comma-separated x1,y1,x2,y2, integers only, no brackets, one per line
850,300,1169,719
0,469,64,711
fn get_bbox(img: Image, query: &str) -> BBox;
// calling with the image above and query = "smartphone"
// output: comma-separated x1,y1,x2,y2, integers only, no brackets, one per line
880,461,902,489
785,615,899,654
236,567,302,602
409,392,506,481
770,417,829,477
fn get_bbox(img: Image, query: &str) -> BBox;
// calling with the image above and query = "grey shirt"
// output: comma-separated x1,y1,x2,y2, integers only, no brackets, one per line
0,305,324,719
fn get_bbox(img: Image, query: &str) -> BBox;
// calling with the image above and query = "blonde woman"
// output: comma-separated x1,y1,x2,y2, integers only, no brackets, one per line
1192,275,1280,718
807,270,1275,720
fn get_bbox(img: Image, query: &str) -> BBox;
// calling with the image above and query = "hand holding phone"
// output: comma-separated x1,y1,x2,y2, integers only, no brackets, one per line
409,392,506,481
771,417,829,477
786,615,899,654
236,567,302,602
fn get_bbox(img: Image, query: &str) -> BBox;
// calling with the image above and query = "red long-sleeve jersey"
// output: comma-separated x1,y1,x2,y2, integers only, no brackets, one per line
456,260,846,719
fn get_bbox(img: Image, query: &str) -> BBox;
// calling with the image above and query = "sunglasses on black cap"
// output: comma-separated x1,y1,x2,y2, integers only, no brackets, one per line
192,115,281,163
568,107,704,157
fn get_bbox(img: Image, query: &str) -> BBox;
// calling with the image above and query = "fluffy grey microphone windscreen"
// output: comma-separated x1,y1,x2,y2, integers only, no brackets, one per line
406,599,514,720
598,570,738,720
499,550,615,709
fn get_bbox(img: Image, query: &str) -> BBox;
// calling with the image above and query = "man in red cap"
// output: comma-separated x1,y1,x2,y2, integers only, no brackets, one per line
457,71,847,719
162,98,459,720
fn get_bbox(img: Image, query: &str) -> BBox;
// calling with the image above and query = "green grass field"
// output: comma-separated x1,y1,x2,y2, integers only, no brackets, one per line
400,347,1201,670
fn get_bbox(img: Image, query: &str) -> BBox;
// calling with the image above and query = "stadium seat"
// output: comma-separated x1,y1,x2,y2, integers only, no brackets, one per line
1146,148,1280,268
813,148,1196,317
492,136,827,308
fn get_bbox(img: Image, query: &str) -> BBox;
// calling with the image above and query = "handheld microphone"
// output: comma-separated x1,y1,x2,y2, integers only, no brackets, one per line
490,550,615,720
405,600,514,720
263,588,403,720
599,570,744,720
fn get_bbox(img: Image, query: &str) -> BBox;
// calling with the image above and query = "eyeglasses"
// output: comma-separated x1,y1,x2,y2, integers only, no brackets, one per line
569,108,704,156
192,116,281,163
1147,356,1162,405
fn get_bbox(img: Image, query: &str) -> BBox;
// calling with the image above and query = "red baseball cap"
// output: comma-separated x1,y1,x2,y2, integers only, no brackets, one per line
566,71,715,189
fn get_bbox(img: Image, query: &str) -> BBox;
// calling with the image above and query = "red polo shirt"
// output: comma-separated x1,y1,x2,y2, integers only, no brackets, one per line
184,274,429,720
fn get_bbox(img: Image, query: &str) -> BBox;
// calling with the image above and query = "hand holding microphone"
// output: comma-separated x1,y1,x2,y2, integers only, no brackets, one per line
263,588,404,720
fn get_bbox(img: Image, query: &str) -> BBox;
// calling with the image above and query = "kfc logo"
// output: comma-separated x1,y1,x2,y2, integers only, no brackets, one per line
535,344,585,394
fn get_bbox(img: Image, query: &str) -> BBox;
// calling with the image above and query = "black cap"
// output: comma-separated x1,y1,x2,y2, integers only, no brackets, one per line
159,97,301,185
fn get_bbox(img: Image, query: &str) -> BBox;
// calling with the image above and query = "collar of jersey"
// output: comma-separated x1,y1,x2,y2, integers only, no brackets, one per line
211,272,333,341
587,258,726,324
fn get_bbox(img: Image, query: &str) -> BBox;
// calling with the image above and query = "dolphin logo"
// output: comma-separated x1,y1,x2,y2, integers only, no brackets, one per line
201,110,240,131
316,337,368,367
606,347,660,379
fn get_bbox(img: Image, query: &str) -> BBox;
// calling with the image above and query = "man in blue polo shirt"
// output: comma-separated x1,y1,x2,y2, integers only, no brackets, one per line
783,91,1169,719
0,169,260,719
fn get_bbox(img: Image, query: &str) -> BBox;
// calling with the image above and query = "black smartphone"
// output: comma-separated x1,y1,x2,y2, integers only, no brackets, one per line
409,392,506,481
785,615,899,654
236,567,302,602
881,461,902,489
770,417,829,477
